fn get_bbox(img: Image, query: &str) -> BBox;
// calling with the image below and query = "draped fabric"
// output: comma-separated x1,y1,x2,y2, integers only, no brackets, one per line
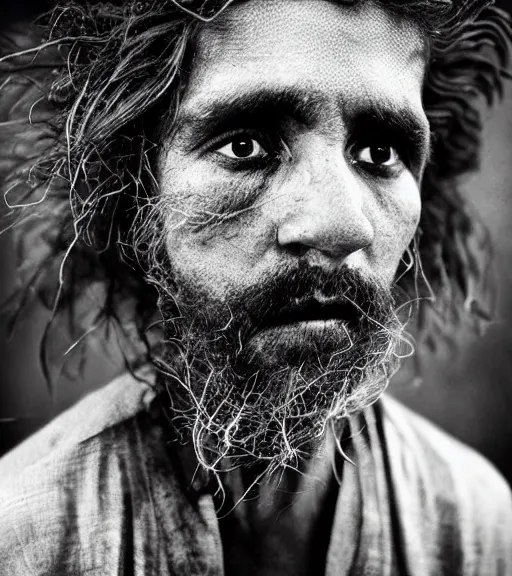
0,371,511,575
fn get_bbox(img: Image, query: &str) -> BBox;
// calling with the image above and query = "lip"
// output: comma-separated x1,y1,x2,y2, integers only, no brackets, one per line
273,318,342,328
248,317,354,366
267,299,358,328
259,318,348,336
258,319,349,341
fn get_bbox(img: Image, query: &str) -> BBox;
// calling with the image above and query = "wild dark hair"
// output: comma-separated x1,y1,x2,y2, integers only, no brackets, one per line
0,0,511,385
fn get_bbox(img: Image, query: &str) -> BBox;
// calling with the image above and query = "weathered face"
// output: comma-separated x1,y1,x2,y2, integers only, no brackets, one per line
156,0,430,469
160,0,429,308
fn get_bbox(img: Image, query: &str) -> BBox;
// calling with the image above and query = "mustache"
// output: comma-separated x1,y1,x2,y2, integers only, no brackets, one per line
163,260,398,350
227,262,395,335
156,261,402,473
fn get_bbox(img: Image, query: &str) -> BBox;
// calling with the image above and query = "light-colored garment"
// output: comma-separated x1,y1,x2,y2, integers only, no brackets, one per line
0,371,511,575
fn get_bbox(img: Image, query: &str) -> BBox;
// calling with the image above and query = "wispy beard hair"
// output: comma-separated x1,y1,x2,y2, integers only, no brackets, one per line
153,262,404,475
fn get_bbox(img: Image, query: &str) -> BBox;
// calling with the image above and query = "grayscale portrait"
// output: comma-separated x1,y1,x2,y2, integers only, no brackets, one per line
0,0,511,574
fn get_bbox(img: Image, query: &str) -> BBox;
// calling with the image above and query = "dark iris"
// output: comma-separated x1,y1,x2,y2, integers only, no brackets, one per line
231,138,255,158
370,146,392,164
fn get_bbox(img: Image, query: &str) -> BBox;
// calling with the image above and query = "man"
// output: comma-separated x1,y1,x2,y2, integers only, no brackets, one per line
0,0,511,573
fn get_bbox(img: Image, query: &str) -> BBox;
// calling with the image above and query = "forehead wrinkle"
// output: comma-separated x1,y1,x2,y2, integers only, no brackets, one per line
196,0,427,63
167,0,429,165
183,0,427,113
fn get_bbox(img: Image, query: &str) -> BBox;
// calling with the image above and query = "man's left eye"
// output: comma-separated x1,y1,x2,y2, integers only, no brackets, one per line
216,137,267,160
354,145,400,166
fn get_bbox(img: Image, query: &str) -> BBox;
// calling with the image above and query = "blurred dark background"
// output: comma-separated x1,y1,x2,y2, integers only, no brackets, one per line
1,0,512,485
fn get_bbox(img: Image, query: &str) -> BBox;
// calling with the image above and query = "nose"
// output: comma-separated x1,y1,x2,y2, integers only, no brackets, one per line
276,150,374,263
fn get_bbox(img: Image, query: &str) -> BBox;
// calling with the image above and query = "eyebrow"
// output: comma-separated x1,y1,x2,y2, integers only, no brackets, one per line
175,86,326,139
175,85,432,169
346,102,432,171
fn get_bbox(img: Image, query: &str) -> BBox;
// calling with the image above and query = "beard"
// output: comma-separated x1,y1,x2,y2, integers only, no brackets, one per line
152,260,403,474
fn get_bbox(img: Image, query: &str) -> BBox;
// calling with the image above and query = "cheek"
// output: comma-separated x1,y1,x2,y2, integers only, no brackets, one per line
165,226,271,302
160,162,272,300
369,176,421,280
160,151,268,231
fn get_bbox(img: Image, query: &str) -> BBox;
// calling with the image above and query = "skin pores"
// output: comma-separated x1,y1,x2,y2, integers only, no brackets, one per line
155,0,429,469
159,0,428,305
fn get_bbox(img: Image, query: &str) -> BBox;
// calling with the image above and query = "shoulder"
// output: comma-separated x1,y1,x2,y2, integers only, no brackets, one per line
380,394,512,573
0,366,158,479
0,368,165,575
380,394,511,501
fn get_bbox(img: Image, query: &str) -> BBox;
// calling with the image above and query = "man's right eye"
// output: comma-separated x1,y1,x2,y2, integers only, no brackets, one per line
215,137,268,160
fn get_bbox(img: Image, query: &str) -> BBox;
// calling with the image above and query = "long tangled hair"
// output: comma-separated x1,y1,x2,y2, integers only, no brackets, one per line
0,0,511,386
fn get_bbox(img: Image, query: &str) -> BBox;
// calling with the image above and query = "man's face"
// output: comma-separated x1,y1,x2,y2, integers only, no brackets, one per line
156,0,430,470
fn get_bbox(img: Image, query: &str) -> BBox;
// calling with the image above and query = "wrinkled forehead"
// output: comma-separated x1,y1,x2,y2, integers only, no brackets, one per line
182,0,428,113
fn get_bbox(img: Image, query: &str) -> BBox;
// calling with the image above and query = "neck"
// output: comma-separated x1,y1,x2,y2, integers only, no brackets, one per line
211,425,343,525
166,401,347,511
157,369,347,518
214,427,343,576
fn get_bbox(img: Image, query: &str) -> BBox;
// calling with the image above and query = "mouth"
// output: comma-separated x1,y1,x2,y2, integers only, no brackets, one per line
243,298,360,366
269,298,360,328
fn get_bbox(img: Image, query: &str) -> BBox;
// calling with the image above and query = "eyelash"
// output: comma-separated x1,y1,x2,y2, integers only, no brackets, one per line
350,143,406,179
204,129,409,179
205,129,282,170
